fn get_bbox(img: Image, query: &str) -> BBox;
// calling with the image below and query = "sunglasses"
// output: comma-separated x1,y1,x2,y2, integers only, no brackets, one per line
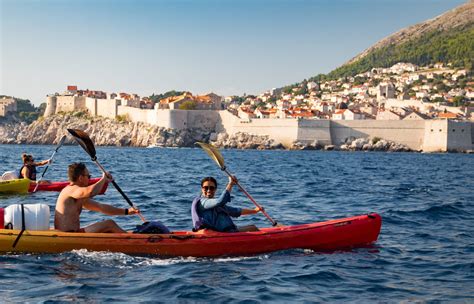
202,186,216,191
83,174,92,179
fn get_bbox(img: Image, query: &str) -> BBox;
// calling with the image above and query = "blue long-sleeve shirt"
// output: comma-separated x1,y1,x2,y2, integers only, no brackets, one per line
197,190,242,232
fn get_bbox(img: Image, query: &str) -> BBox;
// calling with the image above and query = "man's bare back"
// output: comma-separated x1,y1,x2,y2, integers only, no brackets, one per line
54,163,139,233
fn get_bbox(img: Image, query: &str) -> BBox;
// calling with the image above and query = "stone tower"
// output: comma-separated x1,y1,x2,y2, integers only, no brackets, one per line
43,96,57,117
377,83,395,100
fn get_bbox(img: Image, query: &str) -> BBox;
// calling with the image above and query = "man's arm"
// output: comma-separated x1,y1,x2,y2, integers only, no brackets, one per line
241,207,261,215
83,199,139,216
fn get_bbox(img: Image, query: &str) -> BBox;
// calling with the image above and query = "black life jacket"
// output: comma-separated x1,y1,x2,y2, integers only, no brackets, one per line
19,164,37,180
133,221,170,234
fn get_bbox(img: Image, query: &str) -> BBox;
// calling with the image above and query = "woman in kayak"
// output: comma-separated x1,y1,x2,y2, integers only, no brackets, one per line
19,153,51,182
191,176,262,232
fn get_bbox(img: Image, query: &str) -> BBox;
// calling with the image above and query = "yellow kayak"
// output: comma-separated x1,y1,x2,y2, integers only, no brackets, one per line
0,179,30,194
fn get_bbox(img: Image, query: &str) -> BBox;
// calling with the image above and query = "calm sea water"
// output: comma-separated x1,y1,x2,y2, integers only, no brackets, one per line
0,144,472,302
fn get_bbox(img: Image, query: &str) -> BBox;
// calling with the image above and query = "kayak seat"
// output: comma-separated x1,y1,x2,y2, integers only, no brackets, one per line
1,171,19,181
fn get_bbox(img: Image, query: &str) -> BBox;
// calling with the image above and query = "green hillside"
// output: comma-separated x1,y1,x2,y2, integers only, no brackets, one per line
310,25,473,82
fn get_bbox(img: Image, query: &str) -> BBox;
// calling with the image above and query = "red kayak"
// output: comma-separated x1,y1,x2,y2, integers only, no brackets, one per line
28,178,108,194
0,213,382,257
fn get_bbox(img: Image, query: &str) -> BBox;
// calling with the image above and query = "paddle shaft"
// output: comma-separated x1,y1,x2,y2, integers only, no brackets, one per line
33,140,64,192
93,159,146,222
223,168,278,226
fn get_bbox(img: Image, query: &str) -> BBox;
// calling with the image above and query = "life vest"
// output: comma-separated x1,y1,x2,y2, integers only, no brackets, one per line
19,164,37,180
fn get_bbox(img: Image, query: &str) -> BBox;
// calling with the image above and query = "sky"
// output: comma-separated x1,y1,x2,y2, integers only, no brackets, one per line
0,0,467,106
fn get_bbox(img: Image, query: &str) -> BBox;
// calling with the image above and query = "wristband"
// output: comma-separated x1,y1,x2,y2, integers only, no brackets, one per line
124,208,129,215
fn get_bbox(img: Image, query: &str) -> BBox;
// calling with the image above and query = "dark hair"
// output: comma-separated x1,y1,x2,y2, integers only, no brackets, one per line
68,162,87,182
201,177,217,188
22,153,34,164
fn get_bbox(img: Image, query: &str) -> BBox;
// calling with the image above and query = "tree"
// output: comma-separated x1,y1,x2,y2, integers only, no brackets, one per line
452,96,465,107
16,98,36,112
432,97,445,103
149,90,186,104
179,101,197,110
18,112,39,124
38,103,47,115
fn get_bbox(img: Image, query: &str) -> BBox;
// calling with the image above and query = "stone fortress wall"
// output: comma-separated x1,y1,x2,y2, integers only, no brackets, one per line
43,95,473,152
218,112,473,152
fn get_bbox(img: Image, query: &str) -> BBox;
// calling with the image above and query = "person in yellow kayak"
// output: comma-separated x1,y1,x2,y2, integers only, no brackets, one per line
191,175,262,232
54,162,140,233
19,153,51,182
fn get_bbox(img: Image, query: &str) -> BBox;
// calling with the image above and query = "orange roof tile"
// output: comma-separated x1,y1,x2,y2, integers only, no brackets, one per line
438,112,458,119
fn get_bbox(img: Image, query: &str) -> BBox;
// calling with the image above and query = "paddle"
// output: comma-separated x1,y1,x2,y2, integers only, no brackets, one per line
32,135,67,192
67,129,146,222
196,142,281,227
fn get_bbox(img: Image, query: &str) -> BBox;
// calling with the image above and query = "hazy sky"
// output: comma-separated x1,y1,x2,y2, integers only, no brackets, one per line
0,0,466,106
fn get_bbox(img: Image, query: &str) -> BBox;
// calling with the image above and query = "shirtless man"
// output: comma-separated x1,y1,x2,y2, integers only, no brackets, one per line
54,162,139,233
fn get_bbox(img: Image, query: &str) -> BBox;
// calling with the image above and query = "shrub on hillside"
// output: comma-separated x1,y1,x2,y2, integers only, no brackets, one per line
179,101,197,110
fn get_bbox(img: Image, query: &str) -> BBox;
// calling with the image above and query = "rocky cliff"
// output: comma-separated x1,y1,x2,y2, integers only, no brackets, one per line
0,114,212,147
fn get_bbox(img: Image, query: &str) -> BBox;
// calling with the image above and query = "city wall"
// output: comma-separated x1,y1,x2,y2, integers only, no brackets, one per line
53,96,86,114
329,120,426,150
219,113,473,151
43,98,473,151
117,106,220,131
423,120,473,152
218,111,299,146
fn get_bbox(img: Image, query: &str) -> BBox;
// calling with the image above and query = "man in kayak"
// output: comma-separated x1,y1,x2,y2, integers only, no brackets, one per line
191,176,262,232
54,162,139,233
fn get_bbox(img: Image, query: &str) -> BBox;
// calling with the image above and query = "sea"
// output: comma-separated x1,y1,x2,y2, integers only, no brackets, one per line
0,144,472,302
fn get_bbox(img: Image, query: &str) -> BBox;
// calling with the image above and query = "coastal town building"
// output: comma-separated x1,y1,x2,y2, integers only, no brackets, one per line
44,87,223,120
157,92,222,110
376,109,402,120
332,109,364,120
377,83,396,100
402,110,429,120
40,61,473,152
0,97,17,117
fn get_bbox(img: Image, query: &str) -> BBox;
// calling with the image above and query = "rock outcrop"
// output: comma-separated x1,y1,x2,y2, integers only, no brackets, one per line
210,132,285,150
288,137,412,152
0,114,211,147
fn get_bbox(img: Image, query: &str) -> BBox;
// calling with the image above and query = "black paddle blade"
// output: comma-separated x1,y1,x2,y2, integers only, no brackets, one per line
67,129,97,160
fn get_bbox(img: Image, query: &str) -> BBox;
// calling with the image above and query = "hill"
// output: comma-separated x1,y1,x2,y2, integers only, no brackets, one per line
310,0,474,82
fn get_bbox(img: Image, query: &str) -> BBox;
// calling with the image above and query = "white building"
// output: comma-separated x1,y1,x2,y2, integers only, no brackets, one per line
332,109,364,120
307,81,319,91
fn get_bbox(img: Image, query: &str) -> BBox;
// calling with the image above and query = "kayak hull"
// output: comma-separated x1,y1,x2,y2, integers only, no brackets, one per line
0,213,382,257
0,179,30,194
27,178,107,193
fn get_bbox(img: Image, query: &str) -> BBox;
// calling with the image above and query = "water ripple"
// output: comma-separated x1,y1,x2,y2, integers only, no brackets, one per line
0,145,472,302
